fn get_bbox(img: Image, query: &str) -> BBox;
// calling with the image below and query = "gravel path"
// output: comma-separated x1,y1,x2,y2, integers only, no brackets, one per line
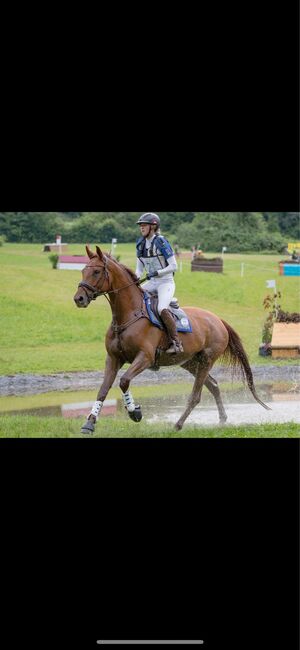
0,365,299,396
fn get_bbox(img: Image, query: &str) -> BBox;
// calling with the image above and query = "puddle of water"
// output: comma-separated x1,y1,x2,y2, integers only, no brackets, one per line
0,399,118,419
0,382,299,425
146,401,300,426
142,384,300,426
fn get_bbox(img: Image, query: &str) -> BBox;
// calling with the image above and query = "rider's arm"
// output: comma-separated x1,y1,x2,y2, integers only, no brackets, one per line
135,257,145,279
157,254,178,277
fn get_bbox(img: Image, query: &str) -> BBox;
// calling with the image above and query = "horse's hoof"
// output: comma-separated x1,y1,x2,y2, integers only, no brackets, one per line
219,416,228,425
175,422,183,431
81,419,95,434
128,406,142,423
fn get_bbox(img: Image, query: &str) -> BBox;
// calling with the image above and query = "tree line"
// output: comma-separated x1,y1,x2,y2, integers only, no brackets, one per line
0,212,299,253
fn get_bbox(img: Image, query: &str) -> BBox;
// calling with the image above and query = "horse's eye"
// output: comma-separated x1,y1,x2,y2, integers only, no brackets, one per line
93,270,100,276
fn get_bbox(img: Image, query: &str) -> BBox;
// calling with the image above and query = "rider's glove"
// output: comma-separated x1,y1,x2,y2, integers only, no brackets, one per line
146,271,159,280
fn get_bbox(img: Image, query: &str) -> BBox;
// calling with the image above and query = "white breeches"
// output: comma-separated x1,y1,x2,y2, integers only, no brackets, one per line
142,278,175,314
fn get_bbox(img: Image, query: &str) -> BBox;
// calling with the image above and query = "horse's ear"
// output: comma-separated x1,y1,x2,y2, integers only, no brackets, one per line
86,245,94,259
96,246,104,261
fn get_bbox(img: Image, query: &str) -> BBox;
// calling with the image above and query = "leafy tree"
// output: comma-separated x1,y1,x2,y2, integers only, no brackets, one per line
175,222,202,249
262,212,280,232
176,212,285,252
277,212,300,239
0,211,295,250
98,219,118,242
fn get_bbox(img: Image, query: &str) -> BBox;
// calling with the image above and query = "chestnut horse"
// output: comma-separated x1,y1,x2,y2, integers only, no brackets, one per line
73,246,269,433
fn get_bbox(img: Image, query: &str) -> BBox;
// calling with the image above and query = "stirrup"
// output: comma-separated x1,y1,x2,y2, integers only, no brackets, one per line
165,339,184,354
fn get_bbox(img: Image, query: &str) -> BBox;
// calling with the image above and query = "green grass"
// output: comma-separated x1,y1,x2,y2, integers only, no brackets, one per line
0,243,299,374
0,416,298,437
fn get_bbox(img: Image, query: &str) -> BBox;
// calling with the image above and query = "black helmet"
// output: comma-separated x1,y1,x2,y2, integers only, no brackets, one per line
136,213,160,227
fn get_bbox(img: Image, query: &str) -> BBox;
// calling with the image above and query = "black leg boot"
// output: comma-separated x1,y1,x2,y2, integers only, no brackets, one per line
160,309,184,354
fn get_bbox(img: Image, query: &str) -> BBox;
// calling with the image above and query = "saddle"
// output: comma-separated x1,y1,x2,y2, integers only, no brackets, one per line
144,292,192,333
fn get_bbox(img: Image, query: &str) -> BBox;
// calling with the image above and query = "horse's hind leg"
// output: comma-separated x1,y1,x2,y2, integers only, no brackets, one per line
205,375,227,424
181,360,228,424
175,353,213,431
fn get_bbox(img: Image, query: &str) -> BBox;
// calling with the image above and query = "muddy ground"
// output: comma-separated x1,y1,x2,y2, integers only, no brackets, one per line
0,365,299,396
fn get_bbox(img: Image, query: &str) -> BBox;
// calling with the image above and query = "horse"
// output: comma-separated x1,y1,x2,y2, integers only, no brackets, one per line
73,245,270,433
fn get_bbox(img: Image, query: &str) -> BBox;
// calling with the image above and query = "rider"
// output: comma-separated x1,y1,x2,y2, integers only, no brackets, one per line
135,213,184,354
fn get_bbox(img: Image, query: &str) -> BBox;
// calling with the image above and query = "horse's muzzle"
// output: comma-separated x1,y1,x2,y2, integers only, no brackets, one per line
73,290,90,308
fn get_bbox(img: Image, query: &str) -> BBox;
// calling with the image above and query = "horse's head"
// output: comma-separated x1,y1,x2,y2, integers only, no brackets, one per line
73,245,110,308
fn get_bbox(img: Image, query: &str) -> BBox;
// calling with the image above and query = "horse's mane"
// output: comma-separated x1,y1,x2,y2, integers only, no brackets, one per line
105,253,143,295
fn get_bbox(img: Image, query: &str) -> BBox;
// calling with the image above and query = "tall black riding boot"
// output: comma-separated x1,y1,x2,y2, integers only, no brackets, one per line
160,309,184,354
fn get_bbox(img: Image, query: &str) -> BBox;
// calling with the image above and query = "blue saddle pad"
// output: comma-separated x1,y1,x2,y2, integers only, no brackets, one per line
144,292,192,333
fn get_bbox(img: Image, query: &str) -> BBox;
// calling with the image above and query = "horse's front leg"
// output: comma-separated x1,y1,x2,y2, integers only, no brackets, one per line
119,350,152,424
81,353,123,434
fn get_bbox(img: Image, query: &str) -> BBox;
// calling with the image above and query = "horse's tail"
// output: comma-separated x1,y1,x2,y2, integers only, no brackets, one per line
221,320,271,410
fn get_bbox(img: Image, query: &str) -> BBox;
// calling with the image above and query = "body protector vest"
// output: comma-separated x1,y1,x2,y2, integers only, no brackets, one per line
136,235,174,275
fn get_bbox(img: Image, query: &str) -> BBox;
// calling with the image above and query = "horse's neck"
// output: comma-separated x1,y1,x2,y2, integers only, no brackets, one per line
109,266,142,323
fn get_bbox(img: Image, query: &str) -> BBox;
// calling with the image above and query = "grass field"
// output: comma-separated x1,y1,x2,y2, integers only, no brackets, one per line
0,416,298,438
0,243,299,375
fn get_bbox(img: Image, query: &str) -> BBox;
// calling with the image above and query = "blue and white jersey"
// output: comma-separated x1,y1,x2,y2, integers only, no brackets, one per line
135,234,177,281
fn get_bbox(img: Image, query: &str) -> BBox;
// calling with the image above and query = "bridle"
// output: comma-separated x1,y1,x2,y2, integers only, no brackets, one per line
77,255,149,337
78,258,110,302
77,256,145,304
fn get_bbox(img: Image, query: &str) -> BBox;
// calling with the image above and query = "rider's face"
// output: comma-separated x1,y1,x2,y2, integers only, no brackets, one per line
139,224,152,238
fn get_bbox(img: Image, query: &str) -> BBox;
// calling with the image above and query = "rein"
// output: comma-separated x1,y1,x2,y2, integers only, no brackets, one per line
78,268,146,300
78,257,148,299
77,260,148,334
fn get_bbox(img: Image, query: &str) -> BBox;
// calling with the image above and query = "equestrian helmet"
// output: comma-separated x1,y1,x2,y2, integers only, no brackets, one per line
136,213,160,227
